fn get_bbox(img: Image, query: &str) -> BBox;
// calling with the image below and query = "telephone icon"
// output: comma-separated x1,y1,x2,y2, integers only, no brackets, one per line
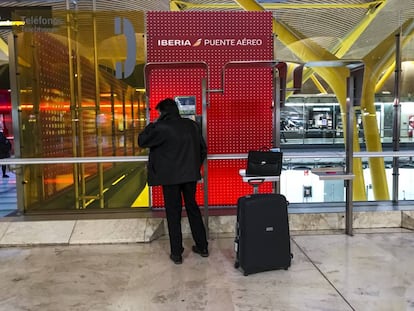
114,17,136,79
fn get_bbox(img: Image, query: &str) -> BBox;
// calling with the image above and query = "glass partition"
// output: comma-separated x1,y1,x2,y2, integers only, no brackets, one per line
280,155,414,203
23,161,149,211
3,152,414,216
10,8,148,212
280,95,414,146
1,4,413,215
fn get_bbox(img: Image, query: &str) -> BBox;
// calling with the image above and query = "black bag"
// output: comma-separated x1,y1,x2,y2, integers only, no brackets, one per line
246,150,282,176
234,193,291,275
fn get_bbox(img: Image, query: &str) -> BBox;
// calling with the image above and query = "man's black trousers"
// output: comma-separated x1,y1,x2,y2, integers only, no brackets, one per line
162,181,208,256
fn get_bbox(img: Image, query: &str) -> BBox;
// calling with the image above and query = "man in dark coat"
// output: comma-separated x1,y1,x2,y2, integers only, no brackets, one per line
138,98,208,264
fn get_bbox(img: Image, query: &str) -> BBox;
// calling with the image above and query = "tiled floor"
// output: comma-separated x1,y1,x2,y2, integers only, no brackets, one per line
0,229,412,311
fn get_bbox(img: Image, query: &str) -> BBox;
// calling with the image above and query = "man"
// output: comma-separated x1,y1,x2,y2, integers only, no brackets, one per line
138,98,208,264
0,130,11,178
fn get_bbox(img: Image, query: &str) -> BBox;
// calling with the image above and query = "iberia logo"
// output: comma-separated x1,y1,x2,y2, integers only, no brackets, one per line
157,39,201,47
156,37,264,48
192,38,202,47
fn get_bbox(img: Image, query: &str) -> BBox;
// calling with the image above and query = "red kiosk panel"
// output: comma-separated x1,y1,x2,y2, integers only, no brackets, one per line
146,11,274,207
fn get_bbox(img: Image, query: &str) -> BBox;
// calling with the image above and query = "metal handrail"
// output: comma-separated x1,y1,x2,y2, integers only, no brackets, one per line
0,150,413,165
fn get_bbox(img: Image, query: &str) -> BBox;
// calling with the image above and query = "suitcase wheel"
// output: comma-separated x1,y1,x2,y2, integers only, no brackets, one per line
234,261,239,269
243,271,249,276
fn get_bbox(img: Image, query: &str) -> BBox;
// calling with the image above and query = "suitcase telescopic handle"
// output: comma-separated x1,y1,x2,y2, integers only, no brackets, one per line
247,178,265,186
247,178,265,194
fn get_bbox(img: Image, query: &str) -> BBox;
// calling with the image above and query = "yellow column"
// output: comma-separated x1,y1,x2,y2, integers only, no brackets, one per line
361,67,390,199
234,0,367,199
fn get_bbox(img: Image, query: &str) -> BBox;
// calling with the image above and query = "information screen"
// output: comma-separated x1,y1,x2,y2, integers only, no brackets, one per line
174,96,196,116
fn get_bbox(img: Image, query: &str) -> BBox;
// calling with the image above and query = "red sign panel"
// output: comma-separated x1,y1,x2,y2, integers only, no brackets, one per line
146,11,274,207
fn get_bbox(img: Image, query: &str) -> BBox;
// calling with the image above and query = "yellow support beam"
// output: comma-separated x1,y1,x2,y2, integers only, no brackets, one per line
332,2,385,57
360,76,390,200
375,63,395,94
170,0,183,11
235,0,367,200
287,0,384,99
170,0,397,201
170,1,385,10
372,21,414,88
329,0,387,200
359,20,414,200
170,1,240,10
366,21,414,81
310,74,328,94
276,0,385,199
0,38,9,65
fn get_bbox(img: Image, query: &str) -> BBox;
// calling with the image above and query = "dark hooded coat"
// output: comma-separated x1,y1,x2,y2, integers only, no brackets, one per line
138,105,207,186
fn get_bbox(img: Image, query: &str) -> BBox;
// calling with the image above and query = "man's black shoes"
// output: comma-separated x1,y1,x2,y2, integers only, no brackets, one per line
170,247,184,264
170,254,183,264
192,245,209,257
170,246,208,264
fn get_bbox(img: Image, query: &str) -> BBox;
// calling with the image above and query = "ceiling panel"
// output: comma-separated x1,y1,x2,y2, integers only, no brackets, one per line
0,0,413,63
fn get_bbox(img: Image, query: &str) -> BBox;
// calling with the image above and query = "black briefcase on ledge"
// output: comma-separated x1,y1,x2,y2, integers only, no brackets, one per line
245,150,283,177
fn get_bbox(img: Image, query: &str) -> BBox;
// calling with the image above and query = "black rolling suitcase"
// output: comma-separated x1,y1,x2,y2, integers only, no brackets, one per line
234,193,291,276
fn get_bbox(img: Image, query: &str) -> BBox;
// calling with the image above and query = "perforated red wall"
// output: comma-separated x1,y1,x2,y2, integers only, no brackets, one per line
146,11,274,207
